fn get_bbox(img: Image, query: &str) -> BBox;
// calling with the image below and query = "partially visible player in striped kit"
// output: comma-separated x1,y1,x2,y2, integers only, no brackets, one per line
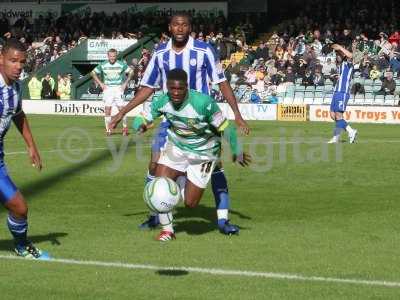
0,38,49,259
328,44,358,144
111,12,249,235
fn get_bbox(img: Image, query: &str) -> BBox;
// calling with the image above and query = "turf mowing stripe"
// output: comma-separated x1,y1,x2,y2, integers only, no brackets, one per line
0,254,399,288
6,139,400,156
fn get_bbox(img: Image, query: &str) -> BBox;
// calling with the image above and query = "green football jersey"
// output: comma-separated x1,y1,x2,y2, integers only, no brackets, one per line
93,60,130,86
147,90,229,159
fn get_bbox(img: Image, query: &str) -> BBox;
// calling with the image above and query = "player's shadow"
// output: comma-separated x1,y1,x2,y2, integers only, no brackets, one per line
0,232,67,252
173,204,251,235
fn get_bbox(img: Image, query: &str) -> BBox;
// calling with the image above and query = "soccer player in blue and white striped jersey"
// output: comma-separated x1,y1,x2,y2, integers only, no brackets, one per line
0,39,49,259
328,44,358,144
111,13,249,235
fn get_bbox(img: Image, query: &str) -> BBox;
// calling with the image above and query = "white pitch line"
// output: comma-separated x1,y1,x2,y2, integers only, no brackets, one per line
0,254,399,288
5,139,400,156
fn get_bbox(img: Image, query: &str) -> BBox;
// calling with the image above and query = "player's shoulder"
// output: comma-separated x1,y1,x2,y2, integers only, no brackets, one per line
193,39,212,52
152,92,169,107
189,90,214,106
154,42,168,54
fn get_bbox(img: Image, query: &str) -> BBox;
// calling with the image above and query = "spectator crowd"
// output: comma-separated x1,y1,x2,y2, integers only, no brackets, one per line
2,0,400,104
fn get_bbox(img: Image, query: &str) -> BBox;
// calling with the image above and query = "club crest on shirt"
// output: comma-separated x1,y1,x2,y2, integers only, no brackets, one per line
190,58,197,66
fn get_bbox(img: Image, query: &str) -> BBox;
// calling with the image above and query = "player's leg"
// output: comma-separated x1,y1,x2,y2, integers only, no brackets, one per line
103,87,113,135
104,106,112,135
154,162,185,241
339,94,358,143
139,121,170,229
211,163,240,235
0,164,49,259
117,87,128,136
328,93,344,143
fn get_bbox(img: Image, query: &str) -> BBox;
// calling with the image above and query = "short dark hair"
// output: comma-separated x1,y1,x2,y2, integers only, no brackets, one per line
167,68,188,82
1,38,26,54
169,12,192,25
108,48,117,54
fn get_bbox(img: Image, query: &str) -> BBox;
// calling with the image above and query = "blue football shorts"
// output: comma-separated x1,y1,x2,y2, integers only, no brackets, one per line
0,161,18,204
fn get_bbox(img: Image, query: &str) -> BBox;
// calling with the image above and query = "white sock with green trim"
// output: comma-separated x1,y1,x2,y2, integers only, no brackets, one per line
159,212,174,233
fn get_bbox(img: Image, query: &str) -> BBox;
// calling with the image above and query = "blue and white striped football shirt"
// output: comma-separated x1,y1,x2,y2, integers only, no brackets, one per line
141,36,226,95
334,61,353,94
0,73,22,159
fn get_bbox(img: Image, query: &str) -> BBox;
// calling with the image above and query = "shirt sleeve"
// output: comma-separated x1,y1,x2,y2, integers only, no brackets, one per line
205,99,229,131
204,45,227,84
140,53,161,88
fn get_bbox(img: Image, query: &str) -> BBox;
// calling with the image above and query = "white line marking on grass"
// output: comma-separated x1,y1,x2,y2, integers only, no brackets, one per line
0,254,399,288
5,139,400,156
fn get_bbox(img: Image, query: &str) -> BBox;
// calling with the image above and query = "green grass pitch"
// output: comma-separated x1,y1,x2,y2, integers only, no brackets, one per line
0,115,400,299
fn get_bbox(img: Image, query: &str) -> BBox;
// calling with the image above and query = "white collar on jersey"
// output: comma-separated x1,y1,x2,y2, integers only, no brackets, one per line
0,72,19,89
166,36,195,52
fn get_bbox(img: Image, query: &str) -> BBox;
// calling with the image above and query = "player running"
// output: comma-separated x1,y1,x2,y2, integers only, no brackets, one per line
132,69,251,241
328,44,358,144
110,13,249,235
0,38,49,259
91,48,132,136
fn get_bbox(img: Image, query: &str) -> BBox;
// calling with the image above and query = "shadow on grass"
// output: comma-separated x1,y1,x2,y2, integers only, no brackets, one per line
156,269,189,277
0,232,68,251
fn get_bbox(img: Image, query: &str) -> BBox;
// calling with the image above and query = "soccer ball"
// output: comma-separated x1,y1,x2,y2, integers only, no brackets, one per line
144,177,181,213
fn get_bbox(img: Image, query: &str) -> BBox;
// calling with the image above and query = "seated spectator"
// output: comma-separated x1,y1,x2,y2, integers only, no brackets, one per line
28,75,42,100
369,65,382,81
313,69,325,86
375,72,396,95
244,67,257,85
351,82,365,95
322,58,337,79
249,89,261,104
301,69,314,86
284,66,296,83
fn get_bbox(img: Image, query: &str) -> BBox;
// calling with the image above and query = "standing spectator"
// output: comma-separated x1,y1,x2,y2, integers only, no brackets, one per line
41,73,55,99
57,74,71,100
28,75,42,100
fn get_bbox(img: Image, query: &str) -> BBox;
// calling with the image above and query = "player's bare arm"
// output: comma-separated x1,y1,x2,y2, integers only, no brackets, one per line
109,86,154,129
12,111,42,170
91,71,106,91
332,44,353,59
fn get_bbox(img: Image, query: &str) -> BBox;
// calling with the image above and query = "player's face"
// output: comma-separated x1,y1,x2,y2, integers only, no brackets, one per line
108,52,117,64
0,49,26,84
169,16,191,43
167,80,188,104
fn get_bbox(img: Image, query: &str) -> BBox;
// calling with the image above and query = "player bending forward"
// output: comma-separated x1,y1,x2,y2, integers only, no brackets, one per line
132,69,251,241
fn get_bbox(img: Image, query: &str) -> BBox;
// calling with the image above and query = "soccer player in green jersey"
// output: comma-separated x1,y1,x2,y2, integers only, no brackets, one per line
91,48,132,136
132,69,251,241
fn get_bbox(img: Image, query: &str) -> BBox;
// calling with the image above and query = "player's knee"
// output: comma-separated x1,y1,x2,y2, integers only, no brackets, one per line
148,162,157,176
184,201,197,209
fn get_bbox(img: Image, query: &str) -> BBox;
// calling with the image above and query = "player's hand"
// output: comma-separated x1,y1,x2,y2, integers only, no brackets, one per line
28,146,42,171
109,113,123,130
233,152,251,167
137,124,147,134
101,83,107,91
234,116,250,136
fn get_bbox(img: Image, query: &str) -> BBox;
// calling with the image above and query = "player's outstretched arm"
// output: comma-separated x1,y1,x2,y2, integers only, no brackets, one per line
332,44,353,59
219,121,251,167
218,80,250,136
109,86,154,130
12,111,42,170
